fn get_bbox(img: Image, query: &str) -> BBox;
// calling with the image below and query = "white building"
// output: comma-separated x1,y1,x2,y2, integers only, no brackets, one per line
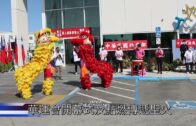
41,0,196,63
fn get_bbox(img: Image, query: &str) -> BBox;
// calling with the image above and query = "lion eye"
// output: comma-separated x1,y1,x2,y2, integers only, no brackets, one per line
45,32,50,36
82,35,87,39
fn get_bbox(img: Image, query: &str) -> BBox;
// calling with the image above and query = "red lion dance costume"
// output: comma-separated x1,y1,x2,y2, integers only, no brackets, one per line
71,32,113,90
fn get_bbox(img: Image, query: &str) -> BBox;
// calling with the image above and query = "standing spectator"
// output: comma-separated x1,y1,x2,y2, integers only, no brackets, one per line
55,54,63,80
52,47,63,61
99,47,108,61
51,47,63,79
73,46,80,74
51,47,63,72
135,44,145,60
184,47,193,74
155,45,164,74
27,50,33,62
133,44,145,74
27,51,33,62
180,40,188,63
192,46,196,72
115,46,124,73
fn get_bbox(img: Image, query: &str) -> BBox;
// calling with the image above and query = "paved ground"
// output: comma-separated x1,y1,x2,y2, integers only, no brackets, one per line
0,70,79,104
65,79,136,104
139,80,196,104
1,65,196,125
0,111,196,126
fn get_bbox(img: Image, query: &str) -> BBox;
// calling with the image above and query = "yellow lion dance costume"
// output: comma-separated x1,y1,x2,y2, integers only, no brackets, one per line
14,28,59,99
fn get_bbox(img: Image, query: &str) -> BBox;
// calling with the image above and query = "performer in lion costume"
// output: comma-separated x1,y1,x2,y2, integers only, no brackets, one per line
71,32,113,90
14,28,59,99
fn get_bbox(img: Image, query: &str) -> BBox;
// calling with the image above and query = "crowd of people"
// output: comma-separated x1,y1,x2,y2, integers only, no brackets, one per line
98,40,196,75
99,44,164,74
180,40,196,74
26,40,196,79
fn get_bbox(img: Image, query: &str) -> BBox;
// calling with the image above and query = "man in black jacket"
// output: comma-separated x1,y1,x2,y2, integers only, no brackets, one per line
180,40,188,62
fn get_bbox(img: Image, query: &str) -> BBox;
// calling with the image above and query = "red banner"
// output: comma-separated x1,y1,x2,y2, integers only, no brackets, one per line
52,27,91,39
176,39,196,48
104,40,148,51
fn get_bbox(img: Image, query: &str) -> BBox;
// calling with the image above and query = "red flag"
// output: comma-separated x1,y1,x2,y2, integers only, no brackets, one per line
0,38,2,63
0,51,1,63
1,37,8,64
14,37,18,65
7,41,12,63
21,44,26,65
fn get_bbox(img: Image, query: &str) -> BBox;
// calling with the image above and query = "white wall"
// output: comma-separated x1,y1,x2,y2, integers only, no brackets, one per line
124,0,151,33
11,0,28,66
150,0,178,32
100,0,196,35
100,0,125,34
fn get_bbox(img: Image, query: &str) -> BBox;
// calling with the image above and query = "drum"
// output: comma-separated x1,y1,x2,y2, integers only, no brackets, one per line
131,60,145,76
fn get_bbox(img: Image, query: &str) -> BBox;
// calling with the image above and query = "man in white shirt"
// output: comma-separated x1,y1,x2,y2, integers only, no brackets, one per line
115,46,124,73
184,47,193,74
52,47,63,60
52,47,63,79
51,47,63,66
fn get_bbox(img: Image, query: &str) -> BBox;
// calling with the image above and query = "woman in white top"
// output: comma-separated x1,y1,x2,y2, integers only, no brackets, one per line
99,47,108,61
73,46,81,74
55,54,63,79
115,46,124,73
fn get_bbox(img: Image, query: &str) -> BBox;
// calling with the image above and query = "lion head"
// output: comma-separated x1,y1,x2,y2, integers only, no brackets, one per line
71,32,94,46
35,28,59,46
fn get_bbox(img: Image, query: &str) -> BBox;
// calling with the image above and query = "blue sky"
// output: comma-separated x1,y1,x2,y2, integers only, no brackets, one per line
0,0,42,33
28,0,42,33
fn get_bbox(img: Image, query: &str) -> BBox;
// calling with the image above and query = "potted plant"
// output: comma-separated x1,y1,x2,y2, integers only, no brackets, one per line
146,58,156,72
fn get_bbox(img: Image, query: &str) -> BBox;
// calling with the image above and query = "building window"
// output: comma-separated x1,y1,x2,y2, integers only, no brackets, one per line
192,33,196,39
84,0,99,7
44,0,101,64
133,33,148,40
63,9,84,28
103,34,133,42
161,32,176,48
85,7,100,27
64,39,73,64
46,10,62,29
45,0,61,10
62,0,83,8
93,37,101,59
180,34,190,39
